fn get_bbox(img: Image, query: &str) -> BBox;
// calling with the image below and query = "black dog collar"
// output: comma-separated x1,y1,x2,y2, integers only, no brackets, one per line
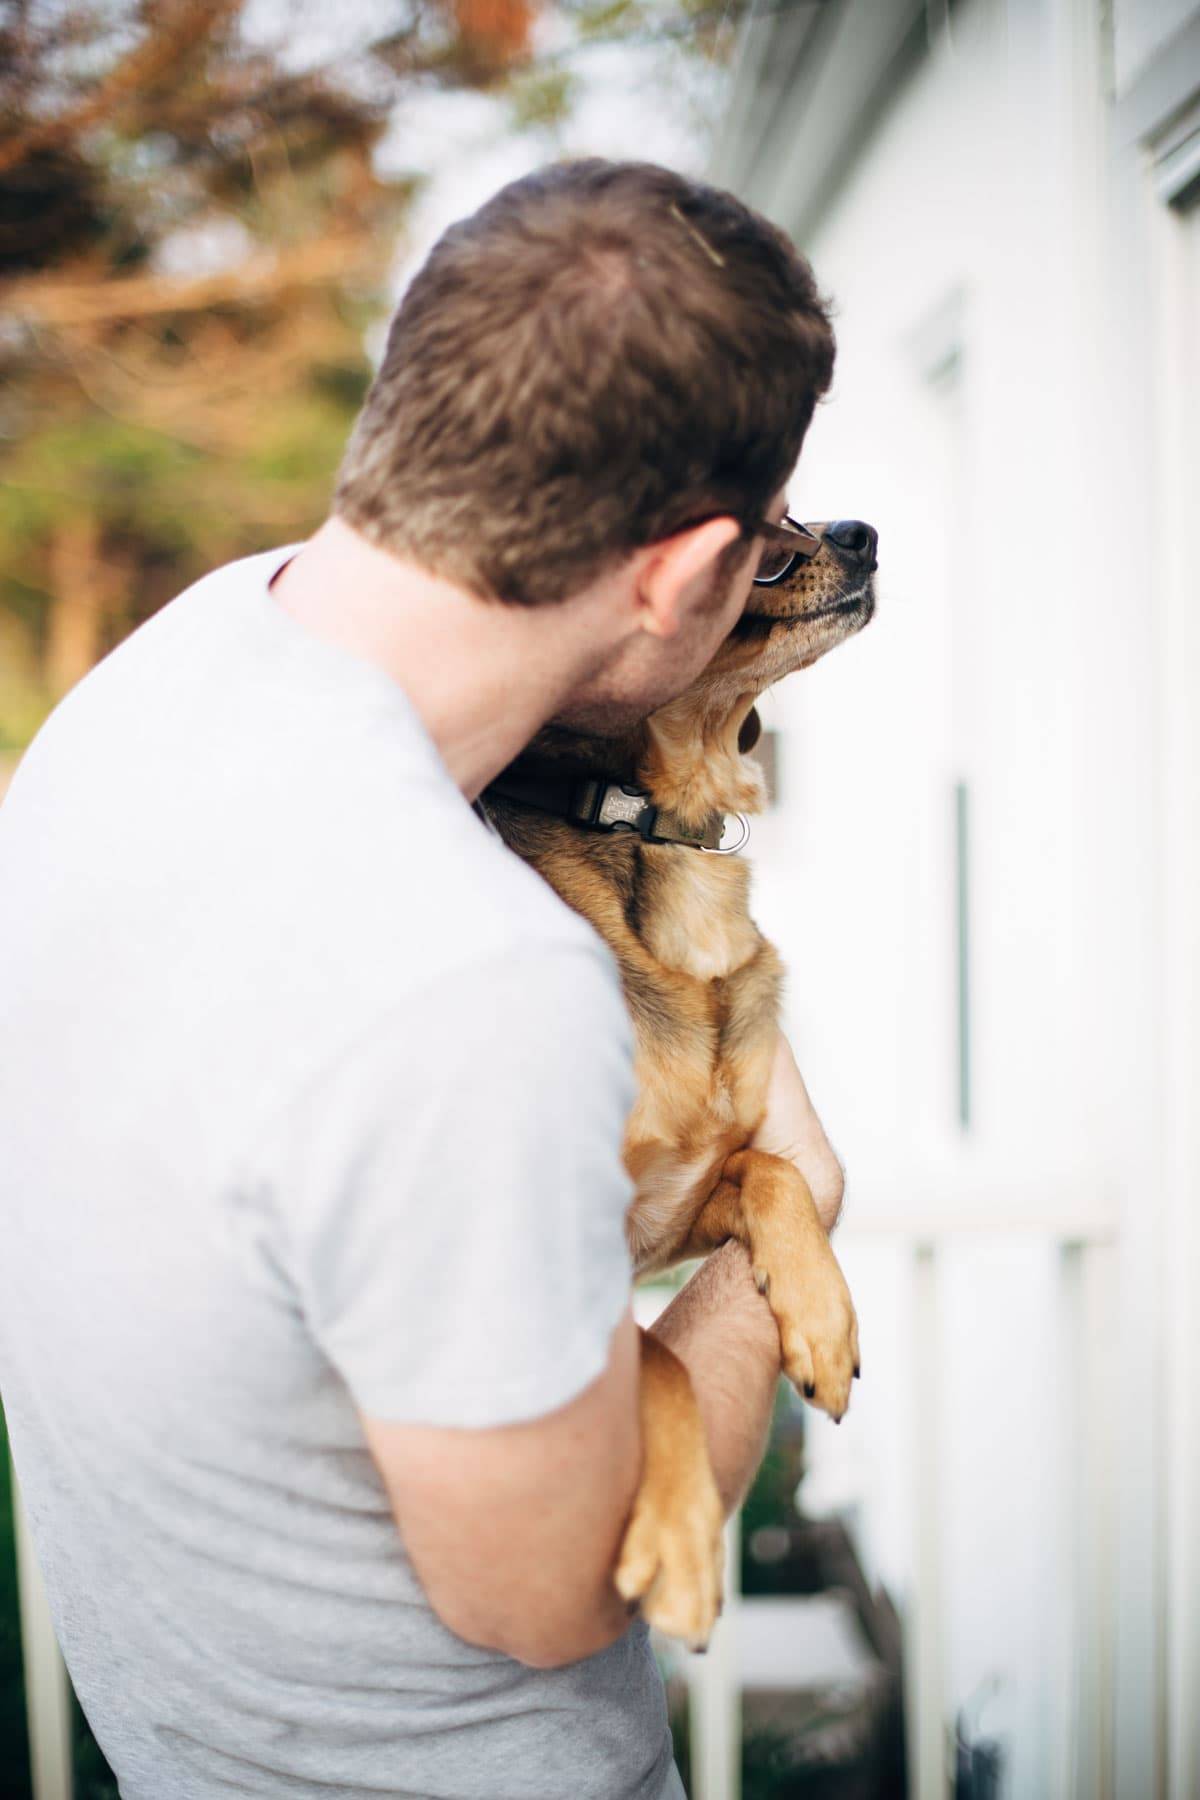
485,757,749,854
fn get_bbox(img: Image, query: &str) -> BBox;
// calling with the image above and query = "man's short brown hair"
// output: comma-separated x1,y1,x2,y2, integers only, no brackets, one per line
334,159,835,606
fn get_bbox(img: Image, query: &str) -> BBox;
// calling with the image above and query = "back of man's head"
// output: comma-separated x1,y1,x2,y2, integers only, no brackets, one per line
334,158,835,607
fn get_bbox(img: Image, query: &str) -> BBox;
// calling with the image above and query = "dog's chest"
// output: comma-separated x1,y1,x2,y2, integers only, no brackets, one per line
637,849,759,982
496,814,782,1269
622,855,782,1269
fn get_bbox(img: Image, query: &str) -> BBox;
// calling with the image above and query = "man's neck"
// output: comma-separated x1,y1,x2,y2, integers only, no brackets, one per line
269,516,614,800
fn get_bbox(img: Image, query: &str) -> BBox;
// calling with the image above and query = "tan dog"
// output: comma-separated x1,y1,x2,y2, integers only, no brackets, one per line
483,518,877,1647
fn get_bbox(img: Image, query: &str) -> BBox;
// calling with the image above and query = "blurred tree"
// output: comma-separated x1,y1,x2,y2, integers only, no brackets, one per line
0,0,427,742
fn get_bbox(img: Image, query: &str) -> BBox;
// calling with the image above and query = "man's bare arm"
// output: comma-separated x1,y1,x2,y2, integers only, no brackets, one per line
360,1309,642,1671
750,1031,845,1233
360,1242,780,1669
646,1239,782,1515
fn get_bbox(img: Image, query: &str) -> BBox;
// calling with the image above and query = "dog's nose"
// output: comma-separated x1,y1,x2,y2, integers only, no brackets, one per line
825,520,879,566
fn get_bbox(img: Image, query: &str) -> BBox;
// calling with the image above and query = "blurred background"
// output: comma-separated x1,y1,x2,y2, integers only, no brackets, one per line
2,0,1198,1796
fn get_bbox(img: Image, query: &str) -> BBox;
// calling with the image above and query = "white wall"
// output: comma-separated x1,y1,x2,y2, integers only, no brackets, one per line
1113,0,1197,93
740,0,1174,1791
1147,173,1200,1800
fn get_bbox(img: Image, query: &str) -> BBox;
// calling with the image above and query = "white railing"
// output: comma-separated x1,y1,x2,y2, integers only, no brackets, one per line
896,1220,1119,1800
643,1175,1120,1800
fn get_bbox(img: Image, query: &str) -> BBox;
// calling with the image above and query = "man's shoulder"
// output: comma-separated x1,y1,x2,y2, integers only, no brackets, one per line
249,878,636,1198
232,764,631,1131
356,803,622,1022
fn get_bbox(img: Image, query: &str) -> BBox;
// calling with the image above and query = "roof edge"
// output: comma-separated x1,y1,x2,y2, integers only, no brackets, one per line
711,0,930,243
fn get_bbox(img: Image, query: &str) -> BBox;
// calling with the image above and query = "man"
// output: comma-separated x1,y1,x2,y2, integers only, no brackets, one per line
0,159,845,1799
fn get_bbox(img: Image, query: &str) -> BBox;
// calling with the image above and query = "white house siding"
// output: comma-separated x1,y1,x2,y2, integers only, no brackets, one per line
717,1,1200,1795
1144,139,1200,1800
1113,0,1198,91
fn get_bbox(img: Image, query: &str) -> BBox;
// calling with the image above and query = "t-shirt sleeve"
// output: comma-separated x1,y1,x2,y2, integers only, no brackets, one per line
255,940,638,1427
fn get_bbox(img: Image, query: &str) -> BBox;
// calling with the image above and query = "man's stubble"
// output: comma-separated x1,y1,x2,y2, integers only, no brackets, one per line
551,548,751,738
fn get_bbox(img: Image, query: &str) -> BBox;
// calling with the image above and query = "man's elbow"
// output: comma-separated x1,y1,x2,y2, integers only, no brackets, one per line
435,1588,632,1671
503,1612,632,1670
512,1593,636,1669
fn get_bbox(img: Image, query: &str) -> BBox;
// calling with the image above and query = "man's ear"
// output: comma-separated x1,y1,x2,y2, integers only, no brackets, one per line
634,516,743,640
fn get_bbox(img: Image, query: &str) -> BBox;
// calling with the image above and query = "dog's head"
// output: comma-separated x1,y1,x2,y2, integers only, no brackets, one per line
523,518,876,825
705,517,877,703
636,519,878,819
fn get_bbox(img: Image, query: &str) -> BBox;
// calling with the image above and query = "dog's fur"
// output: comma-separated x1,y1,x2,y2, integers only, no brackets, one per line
484,525,875,1645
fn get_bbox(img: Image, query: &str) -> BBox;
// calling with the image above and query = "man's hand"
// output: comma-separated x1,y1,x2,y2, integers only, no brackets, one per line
750,1031,845,1233
648,1239,783,1514
613,1244,783,1647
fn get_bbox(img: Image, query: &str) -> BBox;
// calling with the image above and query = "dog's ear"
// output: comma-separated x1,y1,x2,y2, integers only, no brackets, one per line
738,707,762,754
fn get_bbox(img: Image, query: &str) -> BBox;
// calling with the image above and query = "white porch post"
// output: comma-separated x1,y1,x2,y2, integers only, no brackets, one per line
12,1459,74,1800
905,1242,947,1800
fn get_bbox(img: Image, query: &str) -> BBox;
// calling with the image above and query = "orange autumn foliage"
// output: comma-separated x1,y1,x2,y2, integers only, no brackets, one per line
453,0,535,62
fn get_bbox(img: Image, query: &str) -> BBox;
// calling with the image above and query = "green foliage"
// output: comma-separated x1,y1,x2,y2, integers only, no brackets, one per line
742,1724,800,1800
73,1691,120,1800
0,354,367,751
741,1378,806,1543
0,0,404,743
576,0,639,37
508,67,576,130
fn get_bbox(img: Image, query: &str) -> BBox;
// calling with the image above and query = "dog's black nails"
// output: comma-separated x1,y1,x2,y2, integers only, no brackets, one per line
803,1381,816,1399
853,1365,861,1380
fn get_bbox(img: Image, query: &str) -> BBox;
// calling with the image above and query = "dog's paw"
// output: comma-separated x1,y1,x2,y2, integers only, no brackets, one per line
765,1243,860,1422
720,1148,861,1424
614,1461,724,1651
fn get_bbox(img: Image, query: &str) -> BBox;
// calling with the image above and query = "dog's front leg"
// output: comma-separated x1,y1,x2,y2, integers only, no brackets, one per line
685,1150,859,1421
614,1329,724,1650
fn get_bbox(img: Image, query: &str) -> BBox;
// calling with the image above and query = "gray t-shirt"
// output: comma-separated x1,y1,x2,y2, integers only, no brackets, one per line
0,547,674,1799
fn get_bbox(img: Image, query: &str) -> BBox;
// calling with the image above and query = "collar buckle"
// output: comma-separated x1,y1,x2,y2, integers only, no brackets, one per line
596,784,657,834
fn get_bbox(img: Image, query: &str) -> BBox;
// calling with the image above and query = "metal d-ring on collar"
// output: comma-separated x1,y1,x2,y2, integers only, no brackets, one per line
702,811,752,855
